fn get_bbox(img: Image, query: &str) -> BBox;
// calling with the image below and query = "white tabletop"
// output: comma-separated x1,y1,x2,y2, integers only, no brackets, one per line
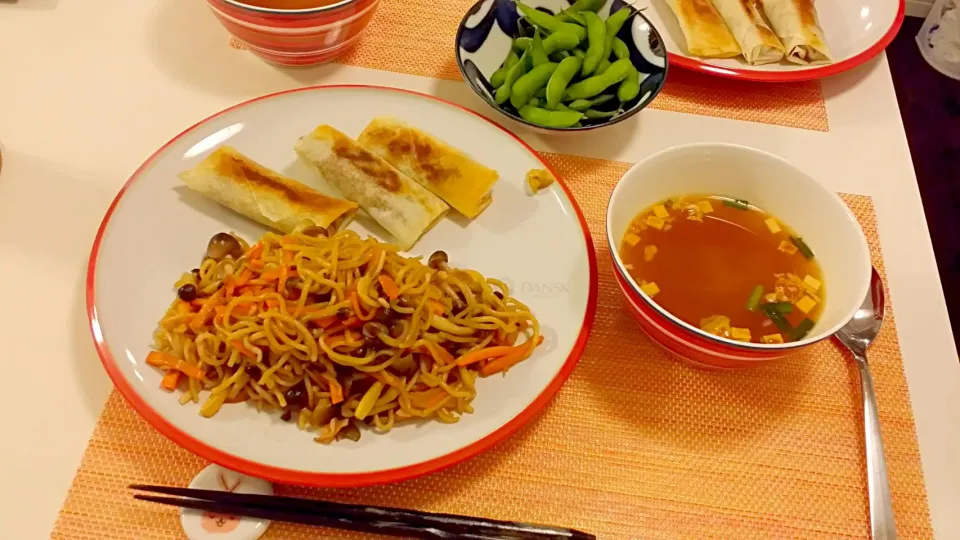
1,1,958,538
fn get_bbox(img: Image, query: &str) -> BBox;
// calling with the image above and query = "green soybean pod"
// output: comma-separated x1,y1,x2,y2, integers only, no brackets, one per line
584,108,619,119
546,56,583,109
513,37,532,53
566,94,615,111
568,0,606,11
550,50,571,62
595,58,611,75
617,65,640,102
611,37,630,60
571,48,586,59
580,12,606,76
531,31,549,67
528,97,543,107
557,10,587,25
519,105,584,128
563,58,632,100
602,7,633,60
542,31,581,54
535,87,547,98
510,62,558,109
516,2,588,40
490,49,520,89
495,49,531,104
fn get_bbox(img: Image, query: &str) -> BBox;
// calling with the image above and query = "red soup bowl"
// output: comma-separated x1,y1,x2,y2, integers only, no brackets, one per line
205,0,380,67
605,143,872,369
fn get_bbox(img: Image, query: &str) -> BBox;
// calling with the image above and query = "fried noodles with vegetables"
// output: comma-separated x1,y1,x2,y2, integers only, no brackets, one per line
150,227,542,443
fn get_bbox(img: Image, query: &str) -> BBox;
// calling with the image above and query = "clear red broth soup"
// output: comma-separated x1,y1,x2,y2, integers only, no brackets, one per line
619,195,825,344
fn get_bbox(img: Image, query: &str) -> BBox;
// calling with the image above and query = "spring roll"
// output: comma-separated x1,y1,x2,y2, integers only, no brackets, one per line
758,0,832,64
357,117,499,219
179,146,358,233
294,125,449,249
664,0,742,58
711,0,785,64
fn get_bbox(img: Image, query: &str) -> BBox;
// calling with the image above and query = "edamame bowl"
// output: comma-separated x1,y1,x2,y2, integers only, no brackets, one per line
456,0,668,133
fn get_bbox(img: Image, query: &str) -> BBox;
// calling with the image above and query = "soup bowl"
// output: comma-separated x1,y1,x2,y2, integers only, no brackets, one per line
205,0,380,67
606,143,871,368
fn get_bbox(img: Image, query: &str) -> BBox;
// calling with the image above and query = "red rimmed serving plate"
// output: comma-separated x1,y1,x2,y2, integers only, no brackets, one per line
644,0,904,82
87,85,598,487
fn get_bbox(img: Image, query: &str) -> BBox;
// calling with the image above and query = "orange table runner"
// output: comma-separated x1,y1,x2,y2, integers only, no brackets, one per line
230,0,830,132
54,154,929,538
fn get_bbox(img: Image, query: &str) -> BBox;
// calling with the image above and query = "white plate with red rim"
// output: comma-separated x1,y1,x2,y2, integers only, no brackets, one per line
88,85,597,487
644,0,905,81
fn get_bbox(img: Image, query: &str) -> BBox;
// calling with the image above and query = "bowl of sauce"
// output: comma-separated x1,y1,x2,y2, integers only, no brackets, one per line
606,143,871,368
206,0,380,67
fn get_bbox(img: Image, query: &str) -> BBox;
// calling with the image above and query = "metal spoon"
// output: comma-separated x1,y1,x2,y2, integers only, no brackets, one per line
833,267,896,540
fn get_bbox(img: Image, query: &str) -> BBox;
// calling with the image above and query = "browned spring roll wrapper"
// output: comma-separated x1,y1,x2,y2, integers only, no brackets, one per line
357,117,499,219
179,146,358,233
294,125,449,250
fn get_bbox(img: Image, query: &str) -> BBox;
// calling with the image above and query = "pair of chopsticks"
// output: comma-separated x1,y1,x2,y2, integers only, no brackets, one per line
131,484,595,539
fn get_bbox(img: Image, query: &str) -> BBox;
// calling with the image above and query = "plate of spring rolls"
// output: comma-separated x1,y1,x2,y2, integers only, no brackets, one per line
646,0,904,81
86,85,597,486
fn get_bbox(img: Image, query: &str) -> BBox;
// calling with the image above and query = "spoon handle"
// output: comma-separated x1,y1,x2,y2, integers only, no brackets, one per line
853,350,897,540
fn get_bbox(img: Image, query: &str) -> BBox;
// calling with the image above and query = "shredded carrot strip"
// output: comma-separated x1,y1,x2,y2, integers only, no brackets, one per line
145,351,206,380
481,335,544,376
410,388,447,408
428,300,445,316
322,374,344,404
260,269,281,281
351,292,376,321
372,371,402,388
323,317,360,335
189,290,223,331
378,275,400,300
248,259,264,270
246,242,263,260
160,371,181,391
279,251,294,294
454,345,515,367
309,315,339,329
232,268,253,288
224,276,237,299
231,340,257,359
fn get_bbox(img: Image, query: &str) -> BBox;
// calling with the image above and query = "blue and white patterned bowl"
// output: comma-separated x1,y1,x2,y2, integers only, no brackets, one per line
455,0,668,133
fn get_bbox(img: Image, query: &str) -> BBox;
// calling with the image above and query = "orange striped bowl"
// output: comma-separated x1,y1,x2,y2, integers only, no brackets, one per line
205,0,380,67
605,143,872,369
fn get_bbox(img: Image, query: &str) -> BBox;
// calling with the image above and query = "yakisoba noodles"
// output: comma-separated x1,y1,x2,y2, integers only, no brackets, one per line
149,226,542,443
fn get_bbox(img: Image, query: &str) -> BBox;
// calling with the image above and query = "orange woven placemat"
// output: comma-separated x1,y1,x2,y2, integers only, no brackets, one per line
54,154,929,539
230,0,830,132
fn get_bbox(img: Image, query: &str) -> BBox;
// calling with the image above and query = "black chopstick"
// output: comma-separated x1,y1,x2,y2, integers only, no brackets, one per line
130,484,595,540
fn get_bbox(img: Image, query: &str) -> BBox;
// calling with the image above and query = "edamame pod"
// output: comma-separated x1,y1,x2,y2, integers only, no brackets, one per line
516,2,587,41
528,97,543,107
568,0,606,11
617,65,640,102
490,49,520,89
611,38,630,60
513,37,532,53
510,62,558,109
566,94,615,111
581,12,606,76
584,108,619,119
595,58,611,75
571,48,586,58
558,10,586,25
535,87,547,98
531,31,549,67
563,58,632,100
519,105,584,128
543,31,581,54
601,7,633,60
495,49,531,104
550,50,571,62
546,56,583,108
